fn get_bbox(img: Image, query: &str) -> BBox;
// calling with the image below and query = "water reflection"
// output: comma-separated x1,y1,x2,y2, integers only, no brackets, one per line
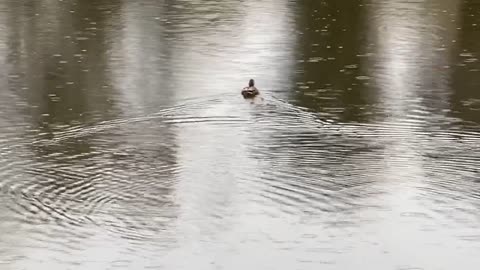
368,0,459,121
451,0,480,125
294,0,371,122
0,0,479,269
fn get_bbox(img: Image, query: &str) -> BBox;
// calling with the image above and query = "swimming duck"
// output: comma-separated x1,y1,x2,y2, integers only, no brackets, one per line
241,79,260,98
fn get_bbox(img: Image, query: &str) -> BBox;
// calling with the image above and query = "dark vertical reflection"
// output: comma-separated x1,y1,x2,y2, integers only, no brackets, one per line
293,0,371,122
450,0,480,125
3,0,120,210
2,0,124,160
6,1,119,129
0,1,179,267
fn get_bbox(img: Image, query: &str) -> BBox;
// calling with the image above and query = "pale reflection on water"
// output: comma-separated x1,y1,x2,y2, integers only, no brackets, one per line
0,0,480,269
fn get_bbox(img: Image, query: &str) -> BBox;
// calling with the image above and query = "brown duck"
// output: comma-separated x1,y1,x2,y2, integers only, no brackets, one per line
241,79,260,98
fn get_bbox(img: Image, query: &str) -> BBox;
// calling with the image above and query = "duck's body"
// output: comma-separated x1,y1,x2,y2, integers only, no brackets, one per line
241,87,259,98
241,79,260,99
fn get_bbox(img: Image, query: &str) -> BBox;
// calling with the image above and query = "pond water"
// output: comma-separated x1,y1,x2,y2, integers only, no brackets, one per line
0,0,479,269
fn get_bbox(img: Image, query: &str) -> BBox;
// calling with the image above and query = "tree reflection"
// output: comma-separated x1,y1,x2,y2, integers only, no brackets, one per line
293,0,370,122
450,0,480,125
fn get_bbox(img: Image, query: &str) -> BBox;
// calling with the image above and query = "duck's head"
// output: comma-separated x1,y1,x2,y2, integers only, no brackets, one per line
249,79,255,87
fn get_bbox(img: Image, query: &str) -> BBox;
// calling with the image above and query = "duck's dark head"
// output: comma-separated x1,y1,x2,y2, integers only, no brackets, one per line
249,79,255,87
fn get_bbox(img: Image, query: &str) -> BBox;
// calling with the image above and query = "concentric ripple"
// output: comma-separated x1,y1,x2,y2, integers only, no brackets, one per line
1,92,479,269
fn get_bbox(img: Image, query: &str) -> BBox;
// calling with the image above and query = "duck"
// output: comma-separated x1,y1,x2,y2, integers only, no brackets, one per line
241,79,260,98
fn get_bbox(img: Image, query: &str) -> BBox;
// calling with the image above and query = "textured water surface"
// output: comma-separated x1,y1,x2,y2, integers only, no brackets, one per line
0,0,479,269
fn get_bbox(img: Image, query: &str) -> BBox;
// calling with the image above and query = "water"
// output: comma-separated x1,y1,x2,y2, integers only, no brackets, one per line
0,0,479,269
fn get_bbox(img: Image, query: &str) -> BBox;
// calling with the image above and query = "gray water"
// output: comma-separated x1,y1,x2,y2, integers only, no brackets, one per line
0,0,479,269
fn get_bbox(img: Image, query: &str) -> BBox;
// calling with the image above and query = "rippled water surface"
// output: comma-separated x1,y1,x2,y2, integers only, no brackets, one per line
1,0,480,269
